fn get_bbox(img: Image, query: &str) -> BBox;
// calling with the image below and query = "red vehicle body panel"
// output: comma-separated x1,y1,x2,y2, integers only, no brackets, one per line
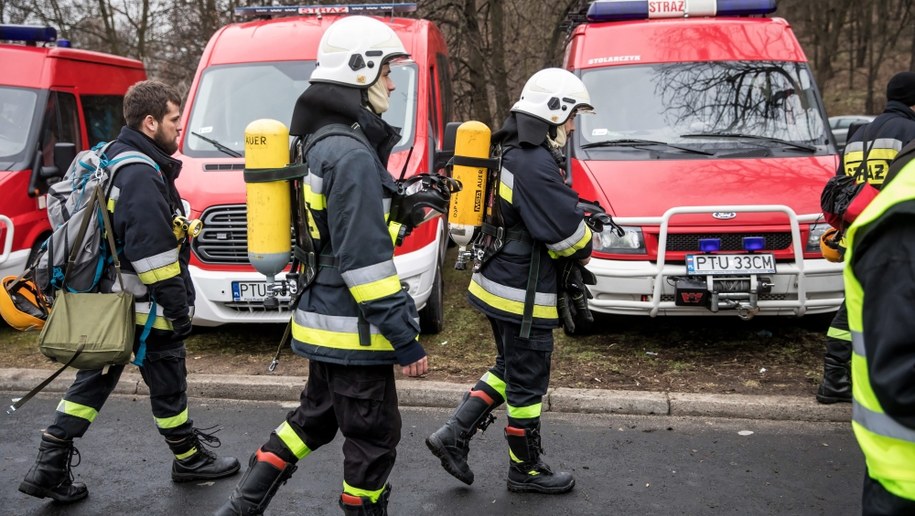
0,42,145,280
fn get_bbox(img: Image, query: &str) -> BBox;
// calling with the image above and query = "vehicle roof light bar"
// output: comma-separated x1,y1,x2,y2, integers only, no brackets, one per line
586,0,777,22
0,24,57,44
234,3,417,18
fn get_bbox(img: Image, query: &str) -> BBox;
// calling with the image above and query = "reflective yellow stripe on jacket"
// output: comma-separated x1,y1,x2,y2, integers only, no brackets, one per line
291,310,396,352
845,160,915,500
469,272,558,320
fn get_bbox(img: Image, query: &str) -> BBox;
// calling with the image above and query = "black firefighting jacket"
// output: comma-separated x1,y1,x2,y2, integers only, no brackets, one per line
286,83,424,367
467,113,592,328
839,100,915,189
103,126,194,340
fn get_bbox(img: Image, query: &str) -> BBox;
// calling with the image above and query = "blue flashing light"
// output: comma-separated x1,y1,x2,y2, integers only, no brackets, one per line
56,39,71,48
586,0,776,22
699,238,721,253
235,3,417,18
742,236,766,252
0,24,57,44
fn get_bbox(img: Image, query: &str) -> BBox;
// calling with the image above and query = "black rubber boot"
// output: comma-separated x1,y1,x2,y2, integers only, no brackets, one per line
168,427,240,482
214,449,297,516
339,484,391,516
817,338,852,404
18,433,89,503
504,425,575,494
425,390,498,485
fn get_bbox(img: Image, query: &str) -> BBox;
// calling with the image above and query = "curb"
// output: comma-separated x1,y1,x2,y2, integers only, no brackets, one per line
0,368,851,422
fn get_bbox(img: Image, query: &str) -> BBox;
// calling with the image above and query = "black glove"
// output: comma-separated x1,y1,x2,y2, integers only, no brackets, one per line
558,288,577,334
171,315,193,342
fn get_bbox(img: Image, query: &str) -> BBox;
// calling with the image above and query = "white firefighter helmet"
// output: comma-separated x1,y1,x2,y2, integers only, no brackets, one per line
310,15,410,88
511,68,594,125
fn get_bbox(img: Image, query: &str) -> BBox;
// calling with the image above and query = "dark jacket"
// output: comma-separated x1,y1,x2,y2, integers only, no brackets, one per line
103,126,193,339
839,100,915,190
288,83,424,367
467,113,592,328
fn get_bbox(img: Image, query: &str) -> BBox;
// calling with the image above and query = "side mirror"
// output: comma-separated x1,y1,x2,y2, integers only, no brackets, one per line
47,142,77,179
433,122,460,172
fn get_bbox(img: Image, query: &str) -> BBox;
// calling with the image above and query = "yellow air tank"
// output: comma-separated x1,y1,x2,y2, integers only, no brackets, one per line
244,119,291,303
448,121,491,269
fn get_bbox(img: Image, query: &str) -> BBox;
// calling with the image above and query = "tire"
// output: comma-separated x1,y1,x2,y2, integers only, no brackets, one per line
419,264,445,334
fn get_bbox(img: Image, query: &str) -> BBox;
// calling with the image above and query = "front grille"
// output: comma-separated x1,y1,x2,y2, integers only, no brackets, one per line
204,163,245,171
192,204,249,264
664,232,792,252
660,293,787,302
224,301,294,313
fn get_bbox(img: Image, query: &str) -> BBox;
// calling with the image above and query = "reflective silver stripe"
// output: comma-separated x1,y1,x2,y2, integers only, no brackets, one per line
131,247,179,274
547,219,588,253
470,272,557,306
293,309,419,334
845,138,904,154
135,301,166,317
109,271,148,297
501,168,514,189
109,186,121,201
306,173,324,194
341,261,398,287
852,330,865,356
853,402,915,443
383,197,391,214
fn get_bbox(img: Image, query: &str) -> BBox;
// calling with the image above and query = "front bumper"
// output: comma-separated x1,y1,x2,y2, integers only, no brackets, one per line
587,205,845,318
190,221,443,327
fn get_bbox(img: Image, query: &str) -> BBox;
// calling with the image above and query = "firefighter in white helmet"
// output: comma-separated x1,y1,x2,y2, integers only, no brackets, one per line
426,68,594,494
216,15,426,516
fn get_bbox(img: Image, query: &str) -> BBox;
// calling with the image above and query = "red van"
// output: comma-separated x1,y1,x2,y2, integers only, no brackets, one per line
0,25,146,282
563,0,843,326
176,4,453,332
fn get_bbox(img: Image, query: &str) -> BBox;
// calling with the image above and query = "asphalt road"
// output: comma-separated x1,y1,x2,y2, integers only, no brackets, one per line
1,393,864,515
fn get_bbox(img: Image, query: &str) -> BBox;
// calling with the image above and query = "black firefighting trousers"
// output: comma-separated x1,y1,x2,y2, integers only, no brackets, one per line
263,361,401,492
46,333,192,441
863,473,915,515
825,300,852,365
487,317,553,430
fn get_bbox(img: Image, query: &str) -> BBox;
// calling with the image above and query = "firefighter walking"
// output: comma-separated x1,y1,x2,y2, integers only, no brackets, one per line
844,139,915,515
216,16,427,516
817,71,915,404
18,80,240,504
426,68,594,494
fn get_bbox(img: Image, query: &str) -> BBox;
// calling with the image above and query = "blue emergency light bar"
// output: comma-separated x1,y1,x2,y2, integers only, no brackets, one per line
235,3,416,18
587,0,776,22
0,24,57,43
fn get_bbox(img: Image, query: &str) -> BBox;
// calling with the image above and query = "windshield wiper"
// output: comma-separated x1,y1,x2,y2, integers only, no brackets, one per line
191,131,242,158
581,138,713,156
680,132,816,152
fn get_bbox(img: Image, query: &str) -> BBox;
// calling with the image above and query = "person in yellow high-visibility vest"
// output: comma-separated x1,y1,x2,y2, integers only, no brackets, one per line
844,139,915,515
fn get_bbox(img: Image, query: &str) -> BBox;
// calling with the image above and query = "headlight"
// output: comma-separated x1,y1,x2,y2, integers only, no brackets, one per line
807,224,830,252
181,199,192,217
593,226,644,253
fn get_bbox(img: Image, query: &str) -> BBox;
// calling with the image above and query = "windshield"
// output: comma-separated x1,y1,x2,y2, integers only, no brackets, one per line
184,61,417,158
578,61,829,154
0,86,39,162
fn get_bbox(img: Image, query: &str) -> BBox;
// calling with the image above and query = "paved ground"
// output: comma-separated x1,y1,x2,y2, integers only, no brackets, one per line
2,392,863,516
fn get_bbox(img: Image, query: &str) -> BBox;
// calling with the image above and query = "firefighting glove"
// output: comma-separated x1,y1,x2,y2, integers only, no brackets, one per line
558,261,595,334
171,315,193,343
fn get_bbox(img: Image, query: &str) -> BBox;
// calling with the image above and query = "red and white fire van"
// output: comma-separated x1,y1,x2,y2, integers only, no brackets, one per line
564,0,843,325
0,25,146,282
176,4,453,332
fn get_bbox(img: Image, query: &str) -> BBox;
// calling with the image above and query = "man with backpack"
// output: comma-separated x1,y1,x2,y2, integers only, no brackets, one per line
215,16,427,515
19,80,239,504
817,71,915,405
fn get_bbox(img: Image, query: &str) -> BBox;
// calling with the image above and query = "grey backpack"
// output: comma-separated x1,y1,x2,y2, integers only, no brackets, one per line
33,141,156,295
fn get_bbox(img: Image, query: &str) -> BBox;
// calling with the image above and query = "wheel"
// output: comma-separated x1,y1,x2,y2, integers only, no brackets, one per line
419,263,445,334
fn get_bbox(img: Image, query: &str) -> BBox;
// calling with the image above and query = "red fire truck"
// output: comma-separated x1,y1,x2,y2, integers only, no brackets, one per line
176,4,453,332
563,0,842,327
0,25,146,283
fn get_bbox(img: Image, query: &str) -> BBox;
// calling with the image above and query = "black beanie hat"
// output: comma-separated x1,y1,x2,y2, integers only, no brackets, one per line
886,72,915,106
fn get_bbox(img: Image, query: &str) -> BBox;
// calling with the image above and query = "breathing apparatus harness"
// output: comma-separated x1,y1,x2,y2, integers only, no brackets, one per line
261,122,458,371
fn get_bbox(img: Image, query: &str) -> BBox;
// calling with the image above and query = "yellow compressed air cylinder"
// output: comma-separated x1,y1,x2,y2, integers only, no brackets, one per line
244,119,291,280
448,121,491,250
